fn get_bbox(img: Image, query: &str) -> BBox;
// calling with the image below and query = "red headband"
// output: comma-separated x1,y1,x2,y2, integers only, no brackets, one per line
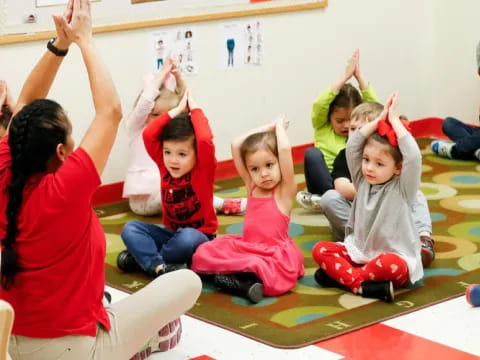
377,119,411,146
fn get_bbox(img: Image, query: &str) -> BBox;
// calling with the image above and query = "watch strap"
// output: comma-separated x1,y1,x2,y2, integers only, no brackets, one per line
47,37,69,57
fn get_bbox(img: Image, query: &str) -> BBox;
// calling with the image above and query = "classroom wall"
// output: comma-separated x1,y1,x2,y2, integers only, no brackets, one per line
430,0,480,123
0,0,476,184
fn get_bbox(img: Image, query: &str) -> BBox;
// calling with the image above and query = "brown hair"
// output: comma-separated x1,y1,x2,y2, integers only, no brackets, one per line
366,132,403,165
240,131,277,165
327,83,362,121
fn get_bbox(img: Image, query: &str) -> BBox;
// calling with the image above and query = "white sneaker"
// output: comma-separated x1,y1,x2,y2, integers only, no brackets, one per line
296,191,322,211
474,149,480,161
132,318,182,359
430,140,454,159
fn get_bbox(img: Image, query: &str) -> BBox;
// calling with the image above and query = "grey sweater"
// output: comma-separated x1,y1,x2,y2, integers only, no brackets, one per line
344,130,424,283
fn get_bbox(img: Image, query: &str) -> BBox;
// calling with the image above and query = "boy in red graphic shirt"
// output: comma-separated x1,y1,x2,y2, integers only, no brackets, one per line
118,74,217,277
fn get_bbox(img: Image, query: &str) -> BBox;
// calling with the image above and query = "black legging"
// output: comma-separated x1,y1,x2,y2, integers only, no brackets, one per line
303,147,333,195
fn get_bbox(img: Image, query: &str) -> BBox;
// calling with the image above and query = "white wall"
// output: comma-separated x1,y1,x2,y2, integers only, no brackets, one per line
0,0,474,184
430,0,480,123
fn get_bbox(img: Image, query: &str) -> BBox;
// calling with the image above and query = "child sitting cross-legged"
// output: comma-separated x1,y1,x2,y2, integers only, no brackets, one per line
320,102,435,268
312,93,424,302
119,80,217,278
191,116,305,303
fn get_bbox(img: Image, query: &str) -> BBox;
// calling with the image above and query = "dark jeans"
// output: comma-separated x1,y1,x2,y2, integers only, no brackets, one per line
443,117,480,159
121,220,210,276
303,147,333,195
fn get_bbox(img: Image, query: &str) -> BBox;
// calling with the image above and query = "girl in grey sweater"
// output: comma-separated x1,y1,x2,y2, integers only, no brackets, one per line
312,93,423,302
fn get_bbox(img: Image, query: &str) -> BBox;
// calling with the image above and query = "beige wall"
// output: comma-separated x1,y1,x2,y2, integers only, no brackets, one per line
0,0,478,184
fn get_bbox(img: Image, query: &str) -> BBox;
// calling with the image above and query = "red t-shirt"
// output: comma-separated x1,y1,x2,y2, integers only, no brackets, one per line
143,108,218,235
0,136,110,337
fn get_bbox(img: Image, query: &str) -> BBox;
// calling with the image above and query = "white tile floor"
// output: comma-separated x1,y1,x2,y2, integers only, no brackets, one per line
106,285,480,360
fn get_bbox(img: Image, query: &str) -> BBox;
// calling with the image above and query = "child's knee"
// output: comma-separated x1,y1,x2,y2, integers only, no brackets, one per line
176,228,208,252
121,220,144,244
320,189,342,209
304,147,324,163
442,117,458,132
312,241,338,264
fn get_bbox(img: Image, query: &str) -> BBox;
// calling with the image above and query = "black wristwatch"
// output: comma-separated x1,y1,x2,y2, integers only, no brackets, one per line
47,37,69,57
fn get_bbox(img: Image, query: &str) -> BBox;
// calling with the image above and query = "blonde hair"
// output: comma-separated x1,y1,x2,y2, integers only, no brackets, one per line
153,88,181,114
350,102,384,123
133,87,182,114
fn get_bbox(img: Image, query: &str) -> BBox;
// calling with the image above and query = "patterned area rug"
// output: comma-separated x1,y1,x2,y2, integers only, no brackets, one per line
100,140,480,348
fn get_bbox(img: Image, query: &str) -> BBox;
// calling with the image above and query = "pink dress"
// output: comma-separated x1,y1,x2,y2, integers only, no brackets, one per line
192,188,304,296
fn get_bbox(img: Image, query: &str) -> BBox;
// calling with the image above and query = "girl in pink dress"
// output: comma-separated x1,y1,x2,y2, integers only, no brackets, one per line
192,116,304,303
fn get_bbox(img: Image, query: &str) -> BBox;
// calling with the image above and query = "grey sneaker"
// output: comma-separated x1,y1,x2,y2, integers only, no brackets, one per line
296,191,322,211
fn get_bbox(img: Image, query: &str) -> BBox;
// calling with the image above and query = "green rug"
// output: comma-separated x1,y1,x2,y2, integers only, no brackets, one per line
100,140,480,348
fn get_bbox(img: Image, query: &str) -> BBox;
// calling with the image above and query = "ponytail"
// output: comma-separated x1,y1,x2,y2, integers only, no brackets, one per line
1,99,68,289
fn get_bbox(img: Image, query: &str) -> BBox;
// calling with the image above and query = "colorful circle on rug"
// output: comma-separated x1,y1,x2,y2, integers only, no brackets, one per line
428,207,466,226
100,212,143,225
430,212,447,222
338,293,375,308
231,296,277,307
458,253,480,271
422,164,433,173
295,234,334,257
225,222,304,237
433,235,477,260
225,222,243,235
291,208,330,227
270,306,344,327
440,195,480,214
215,187,247,198
424,155,478,167
419,183,457,200
448,222,480,243
423,268,464,278
216,187,241,194
433,172,480,189
201,282,217,293
292,267,342,296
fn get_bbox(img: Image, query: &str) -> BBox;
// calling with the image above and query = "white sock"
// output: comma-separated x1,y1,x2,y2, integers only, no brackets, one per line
240,198,247,212
213,196,225,210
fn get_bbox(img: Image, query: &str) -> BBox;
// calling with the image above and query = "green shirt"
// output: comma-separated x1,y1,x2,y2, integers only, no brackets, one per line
311,83,378,171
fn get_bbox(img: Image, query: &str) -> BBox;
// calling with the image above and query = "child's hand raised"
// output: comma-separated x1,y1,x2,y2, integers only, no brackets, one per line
344,50,358,81
353,49,361,80
168,88,189,118
387,92,401,123
151,57,174,89
171,62,186,97
275,114,289,130
187,89,199,111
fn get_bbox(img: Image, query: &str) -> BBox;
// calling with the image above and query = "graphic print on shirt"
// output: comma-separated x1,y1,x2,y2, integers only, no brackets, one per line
162,172,204,230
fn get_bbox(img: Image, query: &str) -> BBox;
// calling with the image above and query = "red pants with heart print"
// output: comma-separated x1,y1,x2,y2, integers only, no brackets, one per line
312,241,409,294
